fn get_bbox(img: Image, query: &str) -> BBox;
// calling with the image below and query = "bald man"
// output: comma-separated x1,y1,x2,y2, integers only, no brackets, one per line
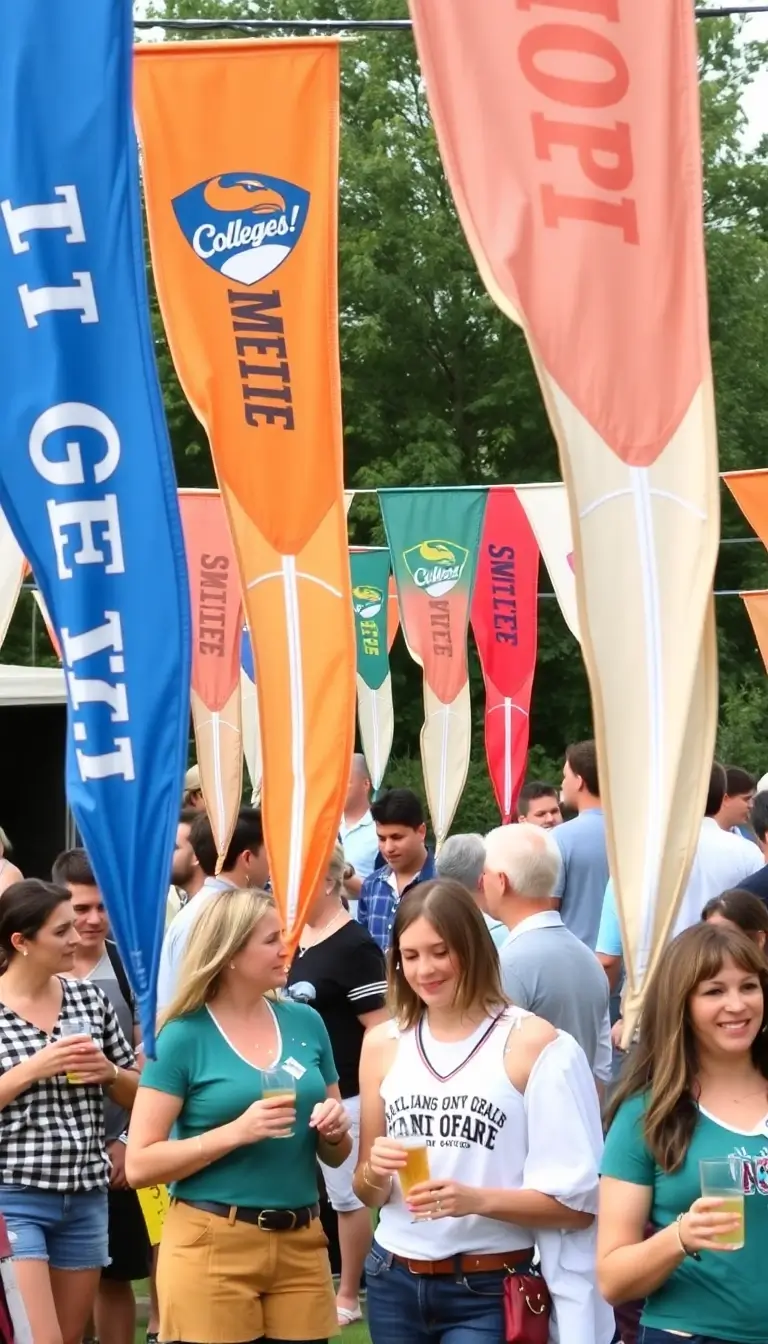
340,754,379,907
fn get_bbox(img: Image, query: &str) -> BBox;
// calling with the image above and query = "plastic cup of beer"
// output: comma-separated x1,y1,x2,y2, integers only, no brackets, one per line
699,1159,745,1249
60,1019,92,1084
261,1066,296,1138
394,1125,431,1220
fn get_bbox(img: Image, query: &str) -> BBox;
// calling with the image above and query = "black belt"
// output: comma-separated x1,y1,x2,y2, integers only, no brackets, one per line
178,1198,319,1232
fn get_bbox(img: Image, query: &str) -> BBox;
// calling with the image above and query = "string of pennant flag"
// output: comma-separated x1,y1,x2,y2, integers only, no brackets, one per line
6,471,768,856
132,6,768,30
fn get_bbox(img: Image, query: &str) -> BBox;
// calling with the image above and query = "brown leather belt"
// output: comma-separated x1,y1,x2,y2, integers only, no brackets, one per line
393,1246,533,1276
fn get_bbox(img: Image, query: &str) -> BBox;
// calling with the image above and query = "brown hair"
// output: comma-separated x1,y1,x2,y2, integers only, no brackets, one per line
607,923,768,1171
702,889,768,938
388,879,507,1030
565,740,599,797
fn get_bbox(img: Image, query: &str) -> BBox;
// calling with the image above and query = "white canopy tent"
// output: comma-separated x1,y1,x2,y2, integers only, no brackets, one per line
0,664,65,705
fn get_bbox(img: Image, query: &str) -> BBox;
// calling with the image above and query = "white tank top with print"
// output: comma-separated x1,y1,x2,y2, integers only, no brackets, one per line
376,1006,534,1258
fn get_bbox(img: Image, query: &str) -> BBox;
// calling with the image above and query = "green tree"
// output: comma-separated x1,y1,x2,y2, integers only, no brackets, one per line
10,2,768,826
142,0,768,800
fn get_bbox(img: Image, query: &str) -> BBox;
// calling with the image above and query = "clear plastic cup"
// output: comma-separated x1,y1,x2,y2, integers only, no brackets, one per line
60,1019,92,1084
700,1158,745,1249
261,1065,297,1138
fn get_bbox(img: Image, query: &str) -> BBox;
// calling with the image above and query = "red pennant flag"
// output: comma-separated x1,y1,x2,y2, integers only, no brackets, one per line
471,488,539,822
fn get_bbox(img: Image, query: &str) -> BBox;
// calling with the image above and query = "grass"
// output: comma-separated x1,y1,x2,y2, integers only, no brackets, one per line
134,1322,372,1344
134,1285,373,1344
337,1323,371,1344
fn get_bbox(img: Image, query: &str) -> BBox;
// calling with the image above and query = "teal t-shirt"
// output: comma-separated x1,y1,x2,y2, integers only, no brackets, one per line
140,997,338,1209
602,1091,768,1342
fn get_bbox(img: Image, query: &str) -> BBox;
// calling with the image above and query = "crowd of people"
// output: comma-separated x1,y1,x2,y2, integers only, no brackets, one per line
0,745,767,1344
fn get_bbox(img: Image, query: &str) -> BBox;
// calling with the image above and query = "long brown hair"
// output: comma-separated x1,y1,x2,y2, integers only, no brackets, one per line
607,923,768,1171
388,879,507,1030
702,889,768,938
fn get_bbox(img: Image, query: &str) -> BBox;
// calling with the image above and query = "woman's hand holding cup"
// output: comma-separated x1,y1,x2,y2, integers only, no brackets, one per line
368,1135,409,1179
235,1096,297,1143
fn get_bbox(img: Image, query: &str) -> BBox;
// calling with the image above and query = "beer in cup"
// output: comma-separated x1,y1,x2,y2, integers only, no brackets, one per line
60,1019,92,1084
261,1065,297,1138
699,1158,745,1249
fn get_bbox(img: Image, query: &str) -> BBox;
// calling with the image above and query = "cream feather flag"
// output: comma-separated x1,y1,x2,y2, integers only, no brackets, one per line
411,0,720,1019
240,625,262,804
0,508,25,653
516,483,580,644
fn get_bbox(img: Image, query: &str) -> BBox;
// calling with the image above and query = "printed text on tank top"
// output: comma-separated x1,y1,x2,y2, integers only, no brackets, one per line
377,1006,534,1257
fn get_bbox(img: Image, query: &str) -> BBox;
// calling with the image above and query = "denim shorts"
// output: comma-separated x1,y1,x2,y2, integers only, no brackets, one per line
0,1184,109,1270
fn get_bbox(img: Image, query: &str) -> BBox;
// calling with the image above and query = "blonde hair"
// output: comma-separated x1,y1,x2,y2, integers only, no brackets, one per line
160,887,276,1028
0,827,12,857
326,842,346,896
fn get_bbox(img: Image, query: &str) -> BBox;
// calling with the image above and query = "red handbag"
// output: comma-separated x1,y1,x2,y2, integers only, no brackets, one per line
503,1270,552,1344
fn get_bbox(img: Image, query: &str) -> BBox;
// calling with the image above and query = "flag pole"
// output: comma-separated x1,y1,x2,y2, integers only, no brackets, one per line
134,7,768,33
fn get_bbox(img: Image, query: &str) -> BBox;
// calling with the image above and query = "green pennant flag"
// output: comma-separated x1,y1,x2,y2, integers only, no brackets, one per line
350,549,392,692
379,488,487,842
350,547,396,791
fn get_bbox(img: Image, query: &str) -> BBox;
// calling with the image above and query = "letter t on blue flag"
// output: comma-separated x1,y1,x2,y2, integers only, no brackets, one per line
0,1,191,1053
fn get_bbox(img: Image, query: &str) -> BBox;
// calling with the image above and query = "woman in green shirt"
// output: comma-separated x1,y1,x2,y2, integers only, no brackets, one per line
126,887,352,1344
598,922,768,1344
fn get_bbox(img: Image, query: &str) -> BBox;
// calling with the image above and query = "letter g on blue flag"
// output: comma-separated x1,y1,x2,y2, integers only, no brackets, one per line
0,1,191,1052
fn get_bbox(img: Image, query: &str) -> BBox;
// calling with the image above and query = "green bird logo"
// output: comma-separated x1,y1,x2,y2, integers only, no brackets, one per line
403,539,468,597
352,584,384,619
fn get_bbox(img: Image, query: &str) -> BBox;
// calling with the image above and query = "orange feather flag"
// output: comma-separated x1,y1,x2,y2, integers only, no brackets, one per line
135,41,355,938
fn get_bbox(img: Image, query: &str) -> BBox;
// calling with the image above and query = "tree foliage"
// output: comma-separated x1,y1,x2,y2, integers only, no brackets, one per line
7,1,768,832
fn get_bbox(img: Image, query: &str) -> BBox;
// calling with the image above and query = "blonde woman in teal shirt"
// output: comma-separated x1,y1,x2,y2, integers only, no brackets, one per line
126,887,351,1344
598,922,768,1344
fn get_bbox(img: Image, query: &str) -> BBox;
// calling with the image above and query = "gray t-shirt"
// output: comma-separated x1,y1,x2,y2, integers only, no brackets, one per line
86,947,137,1142
553,808,608,949
499,916,609,1071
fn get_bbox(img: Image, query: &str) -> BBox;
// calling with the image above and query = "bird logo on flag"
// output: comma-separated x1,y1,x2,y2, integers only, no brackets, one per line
172,171,310,285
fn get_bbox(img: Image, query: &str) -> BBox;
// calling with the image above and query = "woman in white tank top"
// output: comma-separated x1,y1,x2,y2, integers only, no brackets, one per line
352,878,616,1344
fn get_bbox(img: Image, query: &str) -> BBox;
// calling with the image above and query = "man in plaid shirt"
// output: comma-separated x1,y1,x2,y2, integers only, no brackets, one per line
356,789,435,951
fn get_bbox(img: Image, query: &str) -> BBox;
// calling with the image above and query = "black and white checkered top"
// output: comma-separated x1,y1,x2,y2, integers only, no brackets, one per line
0,977,134,1192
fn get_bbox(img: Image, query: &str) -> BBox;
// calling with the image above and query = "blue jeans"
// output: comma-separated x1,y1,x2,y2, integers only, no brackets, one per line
0,1184,109,1270
639,1330,755,1344
365,1242,505,1344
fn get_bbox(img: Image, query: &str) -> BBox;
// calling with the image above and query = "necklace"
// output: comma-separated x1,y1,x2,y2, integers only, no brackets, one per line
697,1078,768,1104
299,907,346,954
416,1009,507,1083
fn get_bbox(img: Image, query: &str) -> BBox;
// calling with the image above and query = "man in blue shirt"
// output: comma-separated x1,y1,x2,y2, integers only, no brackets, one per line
357,788,435,950
552,739,608,949
340,754,380,917
734,789,768,903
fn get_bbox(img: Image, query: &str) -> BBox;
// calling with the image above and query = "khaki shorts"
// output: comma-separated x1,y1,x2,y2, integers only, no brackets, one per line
157,1199,337,1343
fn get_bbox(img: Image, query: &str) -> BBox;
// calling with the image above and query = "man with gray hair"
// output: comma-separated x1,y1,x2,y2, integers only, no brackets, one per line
435,834,507,948
484,823,611,1083
340,754,379,911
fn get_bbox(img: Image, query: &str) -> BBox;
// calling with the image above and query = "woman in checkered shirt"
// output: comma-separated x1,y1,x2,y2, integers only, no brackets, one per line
0,880,138,1344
